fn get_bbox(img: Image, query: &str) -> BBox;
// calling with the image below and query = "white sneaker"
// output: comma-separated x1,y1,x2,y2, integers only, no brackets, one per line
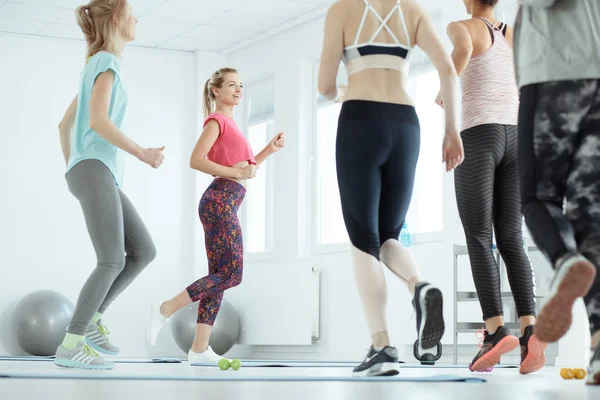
536,254,596,343
188,346,228,365
147,300,168,346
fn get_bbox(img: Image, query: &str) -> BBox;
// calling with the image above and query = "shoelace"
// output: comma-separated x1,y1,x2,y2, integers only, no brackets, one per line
83,345,100,358
97,325,111,336
474,328,486,348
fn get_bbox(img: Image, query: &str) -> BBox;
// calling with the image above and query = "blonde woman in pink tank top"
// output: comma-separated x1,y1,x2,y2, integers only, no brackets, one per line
438,0,545,375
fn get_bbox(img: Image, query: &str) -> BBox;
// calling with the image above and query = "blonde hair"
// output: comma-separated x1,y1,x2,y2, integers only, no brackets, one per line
76,0,129,59
203,68,239,119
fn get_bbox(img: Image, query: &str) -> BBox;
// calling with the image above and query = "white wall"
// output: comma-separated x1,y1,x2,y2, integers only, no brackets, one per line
0,0,587,365
224,3,584,364
0,33,198,358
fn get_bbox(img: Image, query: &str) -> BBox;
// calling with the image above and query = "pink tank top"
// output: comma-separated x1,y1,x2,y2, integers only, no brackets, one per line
205,113,256,167
460,18,519,132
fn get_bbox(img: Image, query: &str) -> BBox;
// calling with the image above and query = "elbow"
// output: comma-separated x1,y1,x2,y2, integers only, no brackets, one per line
89,117,100,132
318,82,336,100
189,155,202,171
89,114,107,132
58,119,69,133
439,62,458,79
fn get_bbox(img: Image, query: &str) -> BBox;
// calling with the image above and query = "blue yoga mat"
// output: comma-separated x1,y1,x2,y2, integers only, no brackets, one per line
0,356,516,369
0,356,183,364
0,372,486,383
0,356,54,361
192,361,517,369
193,361,358,368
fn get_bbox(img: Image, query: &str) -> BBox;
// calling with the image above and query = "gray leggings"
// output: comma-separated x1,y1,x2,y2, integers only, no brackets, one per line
66,160,156,335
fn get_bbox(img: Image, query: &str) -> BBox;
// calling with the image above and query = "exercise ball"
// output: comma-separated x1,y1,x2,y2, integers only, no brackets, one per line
13,290,74,356
171,299,241,356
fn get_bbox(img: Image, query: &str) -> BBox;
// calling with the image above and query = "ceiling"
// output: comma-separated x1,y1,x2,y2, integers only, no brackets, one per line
0,0,518,54
0,0,333,52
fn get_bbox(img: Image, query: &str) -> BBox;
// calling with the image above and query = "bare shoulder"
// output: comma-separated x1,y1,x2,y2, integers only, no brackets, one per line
399,0,429,41
327,0,349,16
447,20,469,32
453,18,476,29
399,0,426,18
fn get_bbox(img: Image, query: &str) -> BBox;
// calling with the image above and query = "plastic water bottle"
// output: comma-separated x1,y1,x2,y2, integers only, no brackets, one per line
400,222,411,247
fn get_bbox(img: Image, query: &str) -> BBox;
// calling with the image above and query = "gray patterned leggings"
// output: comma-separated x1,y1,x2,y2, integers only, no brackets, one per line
518,79,600,336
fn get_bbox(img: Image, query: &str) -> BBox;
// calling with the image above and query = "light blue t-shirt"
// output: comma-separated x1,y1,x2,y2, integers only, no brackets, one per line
66,51,128,186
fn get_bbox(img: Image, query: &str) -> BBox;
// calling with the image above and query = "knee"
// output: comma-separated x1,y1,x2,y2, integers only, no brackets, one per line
228,272,243,288
465,232,491,250
352,240,380,260
344,214,380,260
349,230,381,260
379,230,400,248
142,242,157,264
99,259,126,275
132,242,157,266
521,198,536,216
495,236,523,254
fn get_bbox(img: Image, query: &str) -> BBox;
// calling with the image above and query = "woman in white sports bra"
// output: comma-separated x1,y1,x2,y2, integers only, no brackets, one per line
318,0,463,377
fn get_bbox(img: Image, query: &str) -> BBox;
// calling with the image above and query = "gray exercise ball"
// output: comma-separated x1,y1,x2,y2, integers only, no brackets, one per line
171,299,241,356
13,290,74,356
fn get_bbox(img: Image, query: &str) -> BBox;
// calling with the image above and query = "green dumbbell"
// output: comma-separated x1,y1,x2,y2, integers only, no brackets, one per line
218,358,230,370
231,359,242,370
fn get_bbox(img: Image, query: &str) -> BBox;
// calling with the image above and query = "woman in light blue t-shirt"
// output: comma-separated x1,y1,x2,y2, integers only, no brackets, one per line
54,0,164,370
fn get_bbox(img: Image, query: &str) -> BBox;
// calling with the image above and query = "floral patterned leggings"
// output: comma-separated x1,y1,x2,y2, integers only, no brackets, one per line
186,178,245,325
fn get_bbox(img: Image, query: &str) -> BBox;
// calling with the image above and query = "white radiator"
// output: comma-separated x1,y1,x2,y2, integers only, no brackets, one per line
225,261,320,345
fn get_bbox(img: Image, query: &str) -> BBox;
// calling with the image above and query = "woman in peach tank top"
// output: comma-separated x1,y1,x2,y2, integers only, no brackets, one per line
438,0,544,375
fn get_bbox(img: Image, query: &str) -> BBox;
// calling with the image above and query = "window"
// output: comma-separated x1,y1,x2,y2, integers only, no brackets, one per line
405,69,443,234
244,81,275,254
315,102,347,246
313,64,443,248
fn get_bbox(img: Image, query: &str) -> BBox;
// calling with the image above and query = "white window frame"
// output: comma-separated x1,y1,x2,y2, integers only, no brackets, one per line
311,62,349,254
406,63,443,241
242,79,275,261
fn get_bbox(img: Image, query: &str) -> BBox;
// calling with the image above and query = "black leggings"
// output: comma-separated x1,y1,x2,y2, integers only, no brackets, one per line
455,124,536,321
519,80,600,335
336,100,420,259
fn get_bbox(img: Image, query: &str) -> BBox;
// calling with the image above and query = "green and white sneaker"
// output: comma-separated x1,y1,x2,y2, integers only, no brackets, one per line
54,342,114,370
86,320,120,355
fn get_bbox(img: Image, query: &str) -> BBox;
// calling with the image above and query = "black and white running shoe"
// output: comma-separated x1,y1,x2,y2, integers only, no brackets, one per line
352,346,400,377
413,282,445,350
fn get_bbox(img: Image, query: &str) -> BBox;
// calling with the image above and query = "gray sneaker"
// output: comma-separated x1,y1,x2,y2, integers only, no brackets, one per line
86,320,120,355
54,342,114,370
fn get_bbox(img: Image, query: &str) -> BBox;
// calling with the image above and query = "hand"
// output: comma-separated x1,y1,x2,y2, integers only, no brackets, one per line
435,91,443,108
139,146,165,168
334,84,347,103
442,132,464,172
240,164,258,179
268,132,285,153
